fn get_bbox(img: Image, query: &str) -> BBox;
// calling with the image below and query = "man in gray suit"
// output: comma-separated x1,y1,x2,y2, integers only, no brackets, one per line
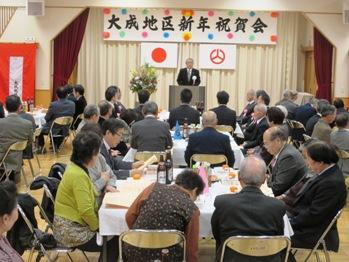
331,113,349,176
37,86,75,151
0,95,33,183
312,104,336,144
131,101,172,151
264,126,307,196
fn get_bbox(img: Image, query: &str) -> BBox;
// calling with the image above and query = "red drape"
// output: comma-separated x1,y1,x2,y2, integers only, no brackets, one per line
53,8,89,100
313,27,333,102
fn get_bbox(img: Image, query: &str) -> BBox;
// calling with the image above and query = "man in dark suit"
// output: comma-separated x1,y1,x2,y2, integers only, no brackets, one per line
176,58,201,86
264,126,307,196
37,86,75,150
210,91,236,130
0,95,33,183
98,100,113,127
333,98,348,115
134,89,150,122
211,156,286,262
100,118,143,179
242,103,269,150
305,99,329,136
168,88,200,129
72,84,87,129
238,89,256,125
276,90,299,120
312,104,336,144
184,111,235,167
294,98,317,127
289,141,347,251
131,101,172,151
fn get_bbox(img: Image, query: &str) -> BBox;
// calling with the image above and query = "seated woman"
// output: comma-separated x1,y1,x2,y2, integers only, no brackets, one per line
289,141,347,251
0,181,23,261
125,169,204,262
53,131,117,261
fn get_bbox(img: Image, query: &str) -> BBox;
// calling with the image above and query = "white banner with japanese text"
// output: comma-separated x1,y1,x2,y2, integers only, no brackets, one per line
103,8,278,45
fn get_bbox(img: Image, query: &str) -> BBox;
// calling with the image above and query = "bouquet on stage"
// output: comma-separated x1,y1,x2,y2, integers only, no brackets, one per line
129,63,158,94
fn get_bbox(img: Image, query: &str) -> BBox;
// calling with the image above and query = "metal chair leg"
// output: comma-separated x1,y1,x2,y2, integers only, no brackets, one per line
322,242,331,262
35,153,41,170
315,251,321,262
27,159,35,178
81,250,90,261
21,167,29,189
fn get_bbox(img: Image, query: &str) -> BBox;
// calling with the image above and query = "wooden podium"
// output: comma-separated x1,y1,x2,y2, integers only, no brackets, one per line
169,85,206,110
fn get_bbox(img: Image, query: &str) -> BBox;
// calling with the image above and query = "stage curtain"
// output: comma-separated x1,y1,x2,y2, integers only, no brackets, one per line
53,8,89,100
77,9,300,112
313,28,333,102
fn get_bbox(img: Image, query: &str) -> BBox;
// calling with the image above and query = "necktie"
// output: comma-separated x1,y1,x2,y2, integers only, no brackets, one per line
187,69,191,82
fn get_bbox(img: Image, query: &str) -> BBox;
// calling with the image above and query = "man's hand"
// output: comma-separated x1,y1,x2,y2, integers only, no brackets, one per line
104,185,118,193
101,171,111,182
110,149,121,157
132,161,144,169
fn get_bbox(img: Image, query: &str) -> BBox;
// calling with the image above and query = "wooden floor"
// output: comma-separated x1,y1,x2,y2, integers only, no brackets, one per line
18,139,349,261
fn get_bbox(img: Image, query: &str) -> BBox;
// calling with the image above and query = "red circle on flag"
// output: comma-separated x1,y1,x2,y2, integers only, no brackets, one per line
151,48,167,63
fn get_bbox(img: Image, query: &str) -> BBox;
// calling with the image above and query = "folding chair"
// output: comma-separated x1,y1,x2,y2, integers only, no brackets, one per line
216,125,234,133
17,201,74,262
119,229,186,262
134,151,166,163
190,154,228,167
71,113,84,136
24,127,43,179
41,183,90,261
43,116,73,154
220,235,291,262
287,120,306,149
0,140,29,187
291,209,343,262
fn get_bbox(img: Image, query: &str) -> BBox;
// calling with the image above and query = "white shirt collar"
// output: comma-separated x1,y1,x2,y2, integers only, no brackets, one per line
248,100,255,105
256,116,265,125
145,114,156,119
103,138,111,151
274,142,287,161
318,164,335,176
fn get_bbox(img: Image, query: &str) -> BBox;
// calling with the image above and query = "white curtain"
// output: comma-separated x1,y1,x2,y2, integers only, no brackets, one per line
0,7,17,37
77,8,300,112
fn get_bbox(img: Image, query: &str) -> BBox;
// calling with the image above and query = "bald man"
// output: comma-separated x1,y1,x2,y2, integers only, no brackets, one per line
184,111,235,167
211,156,286,261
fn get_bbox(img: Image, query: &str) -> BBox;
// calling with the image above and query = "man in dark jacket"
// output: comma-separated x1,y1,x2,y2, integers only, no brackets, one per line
176,58,201,86
210,91,236,130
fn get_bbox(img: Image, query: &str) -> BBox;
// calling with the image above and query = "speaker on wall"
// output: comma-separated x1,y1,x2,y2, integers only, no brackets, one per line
27,0,45,16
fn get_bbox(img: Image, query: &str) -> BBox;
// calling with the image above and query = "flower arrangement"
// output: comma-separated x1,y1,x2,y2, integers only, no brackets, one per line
129,63,158,94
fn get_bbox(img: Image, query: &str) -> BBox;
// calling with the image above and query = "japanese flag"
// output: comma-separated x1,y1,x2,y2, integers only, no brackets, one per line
141,43,178,68
199,44,236,70
0,43,36,102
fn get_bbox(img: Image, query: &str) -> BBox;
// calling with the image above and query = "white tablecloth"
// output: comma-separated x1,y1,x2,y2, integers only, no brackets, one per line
98,168,293,238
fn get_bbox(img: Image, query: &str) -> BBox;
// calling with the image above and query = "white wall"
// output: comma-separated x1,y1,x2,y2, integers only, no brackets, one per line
0,7,84,90
305,13,349,97
0,0,344,13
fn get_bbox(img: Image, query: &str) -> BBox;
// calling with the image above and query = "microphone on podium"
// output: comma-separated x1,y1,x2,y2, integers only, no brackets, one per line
192,75,197,85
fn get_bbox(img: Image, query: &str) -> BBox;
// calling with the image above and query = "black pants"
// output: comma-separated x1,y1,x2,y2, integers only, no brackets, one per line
75,235,118,262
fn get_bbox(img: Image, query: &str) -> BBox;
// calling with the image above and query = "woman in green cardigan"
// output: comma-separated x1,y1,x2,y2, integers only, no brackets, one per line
53,131,117,261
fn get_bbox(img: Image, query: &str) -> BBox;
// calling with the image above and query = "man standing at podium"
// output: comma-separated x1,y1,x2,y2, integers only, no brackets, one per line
177,58,201,86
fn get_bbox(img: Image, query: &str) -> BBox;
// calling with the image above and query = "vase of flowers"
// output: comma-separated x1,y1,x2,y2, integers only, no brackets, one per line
129,63,158,94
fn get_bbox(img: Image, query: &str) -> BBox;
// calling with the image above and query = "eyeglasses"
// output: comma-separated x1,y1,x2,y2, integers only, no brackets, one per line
114,132,124,137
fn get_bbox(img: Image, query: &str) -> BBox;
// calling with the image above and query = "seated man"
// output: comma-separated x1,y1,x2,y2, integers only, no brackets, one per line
168,88,200,129
100,119,143,180
330,113,349,177
0,95,33,183
312,104,336,143
72,84,87,129
37,86,75,151
276,90,299,120
289,141,347,251
294,97,317,127
76,104,100,133
98,100,113,127
184,111,235,167
264,126,307,196
125,169,204,262
333,98,348,115
242,103,269,150
131,101,172,151
211,156,286,262
256,89,270,106
237,89,256,125
305,99,329,136
210,91,236,130
134,89,150,122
